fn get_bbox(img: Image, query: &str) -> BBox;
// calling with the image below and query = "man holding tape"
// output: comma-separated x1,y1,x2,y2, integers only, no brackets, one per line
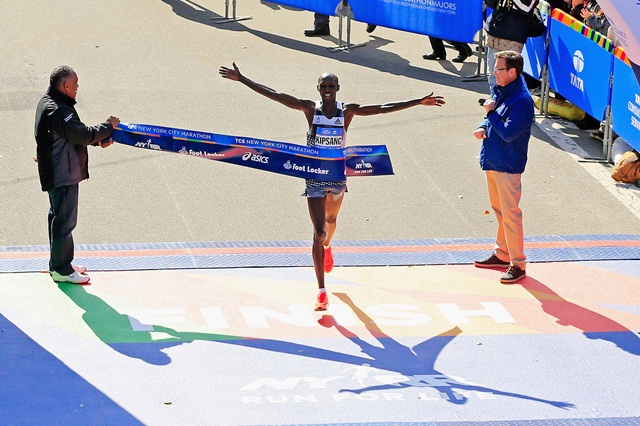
219,62,445,310
35,66,119,284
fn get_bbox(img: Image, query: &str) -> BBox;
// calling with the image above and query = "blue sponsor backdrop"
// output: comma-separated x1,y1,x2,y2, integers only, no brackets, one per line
269,0,482,41
270,0,338,16
349,0,482,41
611,57,640,151
548,18,613,121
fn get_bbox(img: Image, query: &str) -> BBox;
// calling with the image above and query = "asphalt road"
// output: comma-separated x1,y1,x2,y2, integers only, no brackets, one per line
1,0,638,249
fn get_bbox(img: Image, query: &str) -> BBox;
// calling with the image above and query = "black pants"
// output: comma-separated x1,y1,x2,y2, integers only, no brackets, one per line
314,13,330,28
429,37,473,57
48,184,79,275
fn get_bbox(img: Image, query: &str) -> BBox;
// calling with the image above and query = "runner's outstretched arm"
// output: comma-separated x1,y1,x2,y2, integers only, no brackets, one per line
219,63,314,116
345,92,445,117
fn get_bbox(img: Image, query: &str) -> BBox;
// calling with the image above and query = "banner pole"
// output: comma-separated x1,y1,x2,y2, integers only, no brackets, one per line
540,28,551,117
330,0,367,52
461,3,488,82
211,0,252,24
581,104,612,163
602,105,613,162
540,63,550,117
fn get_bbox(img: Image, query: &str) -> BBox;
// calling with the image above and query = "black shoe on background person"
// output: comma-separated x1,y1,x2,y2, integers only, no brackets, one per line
304,25,330,37
452,43,473,62
366,24,377,33
452,54,469,63
575,114,600,130
423,52,446,60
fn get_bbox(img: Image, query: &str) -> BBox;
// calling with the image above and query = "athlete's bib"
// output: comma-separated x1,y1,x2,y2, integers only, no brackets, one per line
306,101,347,186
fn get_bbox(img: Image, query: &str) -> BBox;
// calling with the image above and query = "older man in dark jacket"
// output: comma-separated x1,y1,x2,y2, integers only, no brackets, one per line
35,65,119,284
473,51,534,284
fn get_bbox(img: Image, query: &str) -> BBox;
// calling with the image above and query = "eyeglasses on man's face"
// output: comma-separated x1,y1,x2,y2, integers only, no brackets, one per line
493,67,510,73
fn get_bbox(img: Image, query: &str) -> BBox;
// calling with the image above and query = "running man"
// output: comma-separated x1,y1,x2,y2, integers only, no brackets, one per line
219,63,445,310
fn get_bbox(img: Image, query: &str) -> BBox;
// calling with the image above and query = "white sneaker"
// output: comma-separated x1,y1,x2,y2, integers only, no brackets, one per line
49,264,87,275
72,264,87,274
51,270,90,284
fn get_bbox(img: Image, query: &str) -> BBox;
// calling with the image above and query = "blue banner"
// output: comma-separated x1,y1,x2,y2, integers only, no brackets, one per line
348,0,482,42
269,0,339,16
547,17,613,121
522,1,551,81
111,123,394,180
611,57,640,151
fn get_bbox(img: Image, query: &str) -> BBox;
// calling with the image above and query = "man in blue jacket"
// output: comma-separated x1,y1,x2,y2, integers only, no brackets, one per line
472,50,534,284
35,66,119,284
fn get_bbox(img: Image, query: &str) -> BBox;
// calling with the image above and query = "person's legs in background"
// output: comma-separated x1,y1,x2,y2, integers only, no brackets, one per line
423,37,447,60
305,13,330,37
450,41,473,63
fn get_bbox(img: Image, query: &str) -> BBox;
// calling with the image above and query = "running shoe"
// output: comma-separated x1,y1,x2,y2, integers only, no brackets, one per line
51,271,90,284
73,264,87,274
49,264,87,275
324,246,334,273
315,292,329,311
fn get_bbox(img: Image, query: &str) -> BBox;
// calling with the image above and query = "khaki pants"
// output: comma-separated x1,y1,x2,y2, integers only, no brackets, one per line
486,170,526,270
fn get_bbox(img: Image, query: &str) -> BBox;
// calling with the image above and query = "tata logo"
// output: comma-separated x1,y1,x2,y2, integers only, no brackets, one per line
572,50,585,73
570,50,585,92
242,152,269,164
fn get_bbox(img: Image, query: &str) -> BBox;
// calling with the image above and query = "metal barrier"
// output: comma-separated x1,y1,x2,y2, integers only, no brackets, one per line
211,0,251,24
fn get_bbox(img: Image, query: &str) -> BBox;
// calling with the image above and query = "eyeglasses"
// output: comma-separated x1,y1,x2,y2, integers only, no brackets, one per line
493,67,510,72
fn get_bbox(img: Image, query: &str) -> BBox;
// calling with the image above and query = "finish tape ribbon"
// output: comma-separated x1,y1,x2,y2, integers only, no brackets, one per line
111,123,394,180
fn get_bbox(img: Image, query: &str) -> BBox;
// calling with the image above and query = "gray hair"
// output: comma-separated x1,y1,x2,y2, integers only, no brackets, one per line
49,65,75,88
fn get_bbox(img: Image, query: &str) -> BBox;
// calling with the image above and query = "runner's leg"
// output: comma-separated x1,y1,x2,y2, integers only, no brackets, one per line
323,191,344,247
307,195,327,289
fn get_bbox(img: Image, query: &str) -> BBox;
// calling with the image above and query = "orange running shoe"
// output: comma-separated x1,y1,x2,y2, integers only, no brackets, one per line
324,246,334,273
315,291,329,311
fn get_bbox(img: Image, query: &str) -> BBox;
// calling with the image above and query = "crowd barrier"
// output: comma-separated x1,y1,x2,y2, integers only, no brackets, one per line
270,0,483,44
611,50,640,153
230,0,639,160
348,0,482,43
522,6,639,160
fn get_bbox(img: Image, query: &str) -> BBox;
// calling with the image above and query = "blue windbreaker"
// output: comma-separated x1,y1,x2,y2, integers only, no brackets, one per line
478,75,534,174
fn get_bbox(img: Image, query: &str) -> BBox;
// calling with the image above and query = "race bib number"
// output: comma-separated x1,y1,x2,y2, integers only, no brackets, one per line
314,126,344,147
